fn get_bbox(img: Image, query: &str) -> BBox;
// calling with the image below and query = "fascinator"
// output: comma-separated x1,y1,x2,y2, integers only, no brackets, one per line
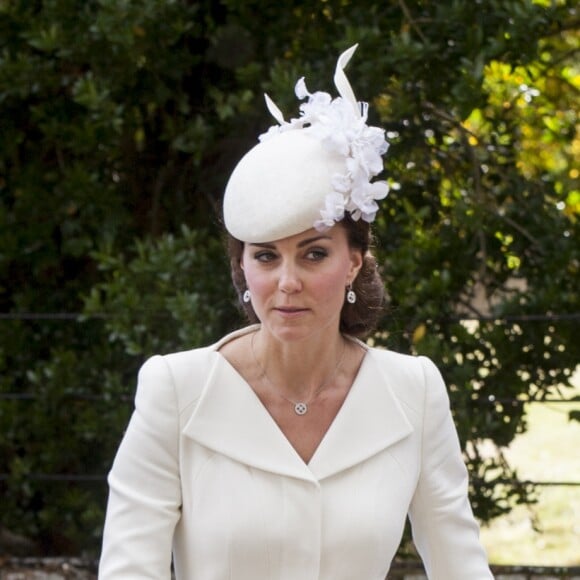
223,45,389,243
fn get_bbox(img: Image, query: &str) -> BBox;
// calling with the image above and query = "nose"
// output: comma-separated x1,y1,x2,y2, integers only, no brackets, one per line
278,261,302,294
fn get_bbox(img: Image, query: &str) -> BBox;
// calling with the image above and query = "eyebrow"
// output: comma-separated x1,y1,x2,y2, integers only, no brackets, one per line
249,235,332,250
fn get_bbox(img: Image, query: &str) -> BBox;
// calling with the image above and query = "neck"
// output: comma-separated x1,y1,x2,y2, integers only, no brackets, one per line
251,329,347,401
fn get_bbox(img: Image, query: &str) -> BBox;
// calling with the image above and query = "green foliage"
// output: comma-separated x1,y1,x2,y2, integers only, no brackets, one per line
0,0,578,557
83,225,240,357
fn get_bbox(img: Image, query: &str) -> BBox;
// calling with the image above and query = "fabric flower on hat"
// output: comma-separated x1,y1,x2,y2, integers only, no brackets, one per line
314,191,347,230
348,180,390,223
259,44,390,231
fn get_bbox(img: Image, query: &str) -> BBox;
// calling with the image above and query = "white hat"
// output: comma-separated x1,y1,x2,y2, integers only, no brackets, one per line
223,45,390,243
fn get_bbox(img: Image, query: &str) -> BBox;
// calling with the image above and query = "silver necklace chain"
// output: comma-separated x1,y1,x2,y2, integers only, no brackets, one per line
250,333,346,416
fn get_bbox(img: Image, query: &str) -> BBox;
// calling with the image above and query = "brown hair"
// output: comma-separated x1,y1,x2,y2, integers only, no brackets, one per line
226,215,384,338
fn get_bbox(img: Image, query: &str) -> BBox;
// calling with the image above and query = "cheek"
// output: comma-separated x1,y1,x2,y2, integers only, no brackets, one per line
247,275,272,297
314,267,350,301
242,263,273,298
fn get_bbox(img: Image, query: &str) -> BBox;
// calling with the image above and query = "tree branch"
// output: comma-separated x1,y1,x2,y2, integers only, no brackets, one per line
397,0,428,43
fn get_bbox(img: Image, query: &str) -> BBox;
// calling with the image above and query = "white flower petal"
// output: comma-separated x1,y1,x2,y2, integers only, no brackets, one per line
295,77,310,100
331,173,351,193
369,181,389,200
362,210,377,223
350,209,362,221
314,219,331,232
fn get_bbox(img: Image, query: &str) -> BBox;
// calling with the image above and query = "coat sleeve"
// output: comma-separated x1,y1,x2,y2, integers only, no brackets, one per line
99,355,182,579
408,356,493,580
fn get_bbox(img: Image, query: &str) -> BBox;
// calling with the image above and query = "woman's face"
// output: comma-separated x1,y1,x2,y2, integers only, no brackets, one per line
241,225,363,343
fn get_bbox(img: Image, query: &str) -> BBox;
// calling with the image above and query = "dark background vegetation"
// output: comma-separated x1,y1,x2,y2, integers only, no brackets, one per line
0,0,578,558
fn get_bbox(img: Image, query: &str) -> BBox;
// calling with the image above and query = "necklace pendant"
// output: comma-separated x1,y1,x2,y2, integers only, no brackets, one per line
294,402,308,415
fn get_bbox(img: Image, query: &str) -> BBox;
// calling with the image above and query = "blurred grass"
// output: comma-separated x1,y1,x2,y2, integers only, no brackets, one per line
480,371,580,566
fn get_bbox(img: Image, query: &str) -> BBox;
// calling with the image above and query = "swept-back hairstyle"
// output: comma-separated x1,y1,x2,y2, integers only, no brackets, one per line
226,216,384,339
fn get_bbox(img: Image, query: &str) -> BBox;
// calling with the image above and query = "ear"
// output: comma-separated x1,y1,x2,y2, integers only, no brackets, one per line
347,248,364,284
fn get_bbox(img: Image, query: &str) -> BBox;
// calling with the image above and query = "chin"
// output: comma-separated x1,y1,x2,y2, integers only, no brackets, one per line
264,317,339,344
269,325,311,343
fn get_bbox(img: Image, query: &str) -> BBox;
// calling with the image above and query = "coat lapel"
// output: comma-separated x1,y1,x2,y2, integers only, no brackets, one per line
182,352,317,483
182,329,413,483
308,352,413,480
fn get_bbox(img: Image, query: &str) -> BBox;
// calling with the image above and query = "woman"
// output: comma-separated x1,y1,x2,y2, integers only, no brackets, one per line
99,46,493,579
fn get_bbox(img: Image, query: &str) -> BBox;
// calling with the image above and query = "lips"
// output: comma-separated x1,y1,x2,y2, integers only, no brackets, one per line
274,306,308,316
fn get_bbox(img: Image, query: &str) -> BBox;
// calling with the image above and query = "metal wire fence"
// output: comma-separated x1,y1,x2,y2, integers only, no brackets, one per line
2,311,578,487
1,311,579,571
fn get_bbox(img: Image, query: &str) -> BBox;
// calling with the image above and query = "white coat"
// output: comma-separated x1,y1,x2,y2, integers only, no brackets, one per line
99,326,493,579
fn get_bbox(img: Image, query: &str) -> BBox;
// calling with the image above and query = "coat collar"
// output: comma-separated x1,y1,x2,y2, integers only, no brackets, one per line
182,327,413,483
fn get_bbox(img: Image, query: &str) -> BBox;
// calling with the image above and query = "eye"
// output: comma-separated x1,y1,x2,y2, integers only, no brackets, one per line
305,247,328,261
254,250,277,263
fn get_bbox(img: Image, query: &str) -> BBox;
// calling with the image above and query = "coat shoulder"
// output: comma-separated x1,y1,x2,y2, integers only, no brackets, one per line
365,346,445,414
145,327,258,420
156,344,217,417
366,346,429,385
